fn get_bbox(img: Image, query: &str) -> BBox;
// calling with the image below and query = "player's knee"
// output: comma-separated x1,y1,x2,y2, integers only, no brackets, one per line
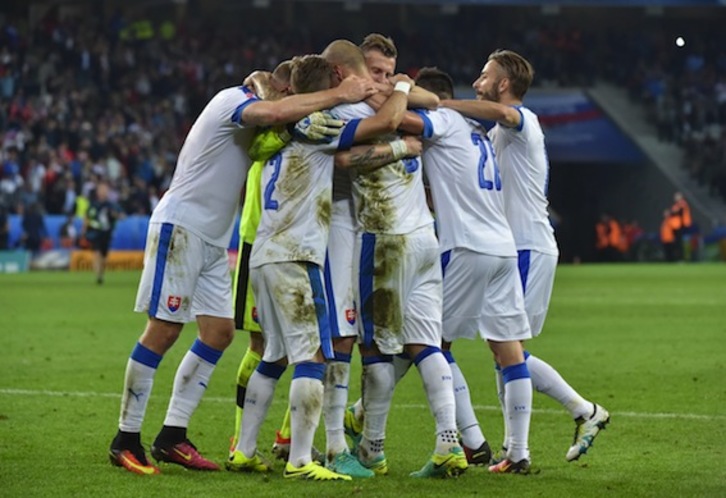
198,318,235,350
248,331,265,354
140,318,183,354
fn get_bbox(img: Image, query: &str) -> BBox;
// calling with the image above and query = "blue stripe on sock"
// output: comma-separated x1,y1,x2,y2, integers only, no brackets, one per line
442,350,455,364
190,338,223,365
257,361,286,379
361,354,393,366
333,352,352,363
518,250,531,295
149,223,174,317
523,350,531,361
359,233,376,348
131,342,162,369
307,263,333,360
293,362,325,381
413,346,441,366
502,362,531,383
323,254,340,339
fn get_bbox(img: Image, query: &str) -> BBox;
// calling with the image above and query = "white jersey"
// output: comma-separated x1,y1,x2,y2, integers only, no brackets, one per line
333,104,432,235
490,106,559,255
249,131,347,268
329,102,372,230
418,108,516,257
151,85,259,247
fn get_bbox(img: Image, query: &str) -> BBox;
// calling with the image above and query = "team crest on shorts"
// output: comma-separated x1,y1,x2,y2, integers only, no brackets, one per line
345,307,357,325
252,306,259,323
168,295,182,313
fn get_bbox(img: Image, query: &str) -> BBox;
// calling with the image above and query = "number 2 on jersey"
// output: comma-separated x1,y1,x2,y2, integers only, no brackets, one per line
471,132,502,191
263,153,282,210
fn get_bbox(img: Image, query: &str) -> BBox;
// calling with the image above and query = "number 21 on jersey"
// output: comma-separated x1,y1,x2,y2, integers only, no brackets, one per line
471,132,501,191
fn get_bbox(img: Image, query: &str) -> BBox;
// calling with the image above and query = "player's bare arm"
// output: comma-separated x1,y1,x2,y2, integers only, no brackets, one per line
349,73,415,143
366,84,439,111
242,75,377,127
335,135,422,170
440,99,521,129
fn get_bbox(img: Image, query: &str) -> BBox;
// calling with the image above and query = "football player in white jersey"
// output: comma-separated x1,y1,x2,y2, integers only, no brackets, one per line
330,63,468,477
407,67,533,474
360,33,397,84
108,66,377,475
315,39,440,477
230,55,421,481
443,49,610,463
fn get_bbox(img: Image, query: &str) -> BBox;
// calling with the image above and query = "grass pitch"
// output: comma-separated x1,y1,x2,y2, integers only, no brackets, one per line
1,264,725,497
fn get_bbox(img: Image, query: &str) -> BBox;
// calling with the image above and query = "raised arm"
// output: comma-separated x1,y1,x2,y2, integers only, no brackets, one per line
344,74,414,145
440,99,521,129
366,83,439,111
242,75,377,127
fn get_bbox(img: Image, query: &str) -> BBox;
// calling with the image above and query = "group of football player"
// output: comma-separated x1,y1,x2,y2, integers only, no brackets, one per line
107,32,610,481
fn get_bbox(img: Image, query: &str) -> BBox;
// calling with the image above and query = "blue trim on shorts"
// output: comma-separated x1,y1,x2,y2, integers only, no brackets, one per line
441,250,452,278
191,339,223,365
257,361,286,379
131,342,162,369
413,346,441,366
517,249,531,295
361,355,393,365
149,223,174,318
502,362,531,383
333,352,352,363
324,253,341,339
442,350,455,364
307,263,333,360
293,361,325,381
359,233,376,348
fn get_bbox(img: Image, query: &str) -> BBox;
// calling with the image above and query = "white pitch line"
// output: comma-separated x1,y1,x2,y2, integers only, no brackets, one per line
2,387,724,421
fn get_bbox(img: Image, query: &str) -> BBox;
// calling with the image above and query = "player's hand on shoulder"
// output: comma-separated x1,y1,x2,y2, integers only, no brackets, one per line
389,73,415,87
402,135,423,157
337,75,378,103
293,110,345,143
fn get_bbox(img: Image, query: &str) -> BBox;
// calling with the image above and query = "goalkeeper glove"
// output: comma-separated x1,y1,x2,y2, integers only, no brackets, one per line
292,111,345,143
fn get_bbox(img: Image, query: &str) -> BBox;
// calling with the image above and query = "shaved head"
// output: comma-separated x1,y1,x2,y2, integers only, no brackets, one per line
321,39,368,77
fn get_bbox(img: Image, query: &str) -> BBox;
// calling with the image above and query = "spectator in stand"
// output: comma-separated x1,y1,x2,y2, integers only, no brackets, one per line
0,203,8,249
59,213,78,249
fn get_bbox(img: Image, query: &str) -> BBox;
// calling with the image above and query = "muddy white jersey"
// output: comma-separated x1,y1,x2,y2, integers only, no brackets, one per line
329,101,373,230
151,85,259,247
418,108,516,257
490,106,559,255
250,131,348,268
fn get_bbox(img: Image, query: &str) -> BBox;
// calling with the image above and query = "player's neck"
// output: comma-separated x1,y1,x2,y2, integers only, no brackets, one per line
499,95,522,107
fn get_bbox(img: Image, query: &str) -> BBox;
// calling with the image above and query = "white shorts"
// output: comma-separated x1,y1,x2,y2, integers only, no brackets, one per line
441,248,531,343
251,261,333,364
326,223,358,339
354,226,442,355
134,223,233,323
518,250,557,337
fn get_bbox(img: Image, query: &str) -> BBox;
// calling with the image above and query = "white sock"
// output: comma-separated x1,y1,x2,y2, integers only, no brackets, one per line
446,353,485,449
118,342,162,432
163,339,222,428
414,348,458,454
495,365,509,450
360,359,395,461
502,362,532,463
237,362,285,457
289,363,325,467
526,352,592,419
323,356,351,457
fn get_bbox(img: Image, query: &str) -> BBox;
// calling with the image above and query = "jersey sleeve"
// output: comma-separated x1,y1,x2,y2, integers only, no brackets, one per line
248,126,291,161
229,85,262,129
413,108,452,143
